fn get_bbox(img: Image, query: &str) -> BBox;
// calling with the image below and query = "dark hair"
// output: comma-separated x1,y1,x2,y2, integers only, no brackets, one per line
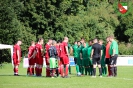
57,40,62,43
77,41,81,44
89,40,93,43
38,38,43,42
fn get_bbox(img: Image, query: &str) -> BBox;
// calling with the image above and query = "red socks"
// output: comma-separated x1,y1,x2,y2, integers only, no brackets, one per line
14,68,18,74
108,65,112,76
35,67,39,76
46,67,50,77
65,65,69,76
60,65,64,77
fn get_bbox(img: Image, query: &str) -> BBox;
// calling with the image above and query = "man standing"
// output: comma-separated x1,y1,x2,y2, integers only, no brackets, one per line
81,43,89,75
27,41,35,76
72,41,80,75
49,40,58,78
35,38,44,76
99,40,107,76
87,40,93,76
13,40,22,76
109,36,119,77
91,38,102,77
105,36,112,76
45,39,52,77
60,37,69,78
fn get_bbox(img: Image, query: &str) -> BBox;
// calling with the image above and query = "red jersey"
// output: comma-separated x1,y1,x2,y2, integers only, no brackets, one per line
28,45,35,59
60,42,68,57
35,43,43,59
106,42,111,58
13,44,21,59
45,44,50,59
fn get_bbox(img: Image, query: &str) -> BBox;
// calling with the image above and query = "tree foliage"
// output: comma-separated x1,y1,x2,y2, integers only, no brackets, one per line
0,0,133,62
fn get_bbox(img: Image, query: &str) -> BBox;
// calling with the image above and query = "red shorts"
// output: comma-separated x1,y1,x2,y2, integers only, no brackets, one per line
36,57,43,65
13,58,20,66
29,58,35,65
60,55,69,65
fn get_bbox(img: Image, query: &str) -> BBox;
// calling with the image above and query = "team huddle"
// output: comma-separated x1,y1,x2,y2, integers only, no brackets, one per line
12,36,119,78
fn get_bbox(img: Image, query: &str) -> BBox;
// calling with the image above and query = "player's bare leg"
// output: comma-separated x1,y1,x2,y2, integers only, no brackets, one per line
98,64,102,77
92,64,96,77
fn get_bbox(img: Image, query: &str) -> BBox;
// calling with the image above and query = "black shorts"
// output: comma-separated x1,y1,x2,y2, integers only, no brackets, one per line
92,57,101,65
105,58,110,65
74,57,78,64
110,55,118,65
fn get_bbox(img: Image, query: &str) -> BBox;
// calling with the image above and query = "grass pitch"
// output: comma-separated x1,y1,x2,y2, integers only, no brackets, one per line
0,63,133,88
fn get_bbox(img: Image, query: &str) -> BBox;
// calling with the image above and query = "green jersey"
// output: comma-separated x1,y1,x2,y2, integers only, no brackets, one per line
77,46,82,58
72,44,79,58
82,46,88,59
102,45,106,59
87,46,92,58
109,40,119,55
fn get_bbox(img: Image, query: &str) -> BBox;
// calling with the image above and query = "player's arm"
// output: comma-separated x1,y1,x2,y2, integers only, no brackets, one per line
91,49,94,59
17,50,20,61
65,46,69,56
80,49,82,60
30,50,37,59
100,45,103,59
41,49,44,56
70,47,73,55
112,49,116,56
80,52,82,60
100,50,103,60
71,47,74,55
112,44,116,56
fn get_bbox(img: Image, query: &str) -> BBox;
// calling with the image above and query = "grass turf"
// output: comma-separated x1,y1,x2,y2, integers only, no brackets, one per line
0,63,133,88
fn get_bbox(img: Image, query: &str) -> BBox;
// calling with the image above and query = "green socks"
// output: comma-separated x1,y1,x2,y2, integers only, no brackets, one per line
76,64,79,73
102,66,107,76
69,65,71,74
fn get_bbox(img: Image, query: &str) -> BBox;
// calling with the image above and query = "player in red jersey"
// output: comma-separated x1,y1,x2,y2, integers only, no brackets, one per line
60,37,69,78
13,40,22,76
106,36,112,76
34,38,44,76
27,41,35,76
45,39,52,77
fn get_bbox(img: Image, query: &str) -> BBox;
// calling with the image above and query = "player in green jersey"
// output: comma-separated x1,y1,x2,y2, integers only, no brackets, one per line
87,40,93,76
72,41,81,76
109,36,119,77
81,43,89,75
99,40,107,76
